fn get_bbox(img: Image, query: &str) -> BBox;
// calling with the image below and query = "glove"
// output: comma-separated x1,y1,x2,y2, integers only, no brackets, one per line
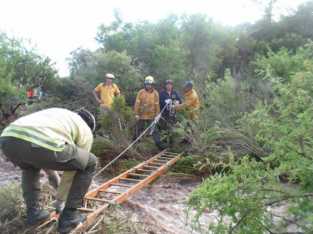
165,99,172,105
52,199,65,214
154,113,161,123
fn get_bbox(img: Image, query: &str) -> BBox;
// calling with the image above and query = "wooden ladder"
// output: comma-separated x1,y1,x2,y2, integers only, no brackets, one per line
37,150,181,233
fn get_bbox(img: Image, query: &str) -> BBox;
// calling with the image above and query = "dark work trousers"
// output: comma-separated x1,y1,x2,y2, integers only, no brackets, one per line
0,137,97,209
134,119,162,148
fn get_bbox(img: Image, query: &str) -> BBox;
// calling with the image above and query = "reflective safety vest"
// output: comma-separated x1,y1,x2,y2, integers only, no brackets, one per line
1,108,93,152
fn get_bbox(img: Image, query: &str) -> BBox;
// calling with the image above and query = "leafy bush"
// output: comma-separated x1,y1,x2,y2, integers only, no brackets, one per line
188,42,313,233
98,96,135,142
254,46,312,82
0,183,25,234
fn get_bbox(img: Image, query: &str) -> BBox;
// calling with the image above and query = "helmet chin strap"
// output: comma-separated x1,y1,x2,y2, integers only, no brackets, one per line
144,84,153,91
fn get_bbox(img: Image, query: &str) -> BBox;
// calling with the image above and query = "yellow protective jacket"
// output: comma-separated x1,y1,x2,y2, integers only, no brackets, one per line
176,89,200,120
94,83,120,109
1,108,93,152
134,89,160,120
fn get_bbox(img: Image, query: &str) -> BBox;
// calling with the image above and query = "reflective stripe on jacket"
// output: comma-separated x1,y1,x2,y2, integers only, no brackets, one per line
1,108,93,152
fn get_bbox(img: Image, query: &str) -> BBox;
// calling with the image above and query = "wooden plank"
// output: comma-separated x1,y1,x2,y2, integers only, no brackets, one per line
111,183,131,187
160,156,175,160
164,152,179,155
100,190,122,195
69,204,110,234
160,155,175,158
135,169,154,173
153,159,169,163
129,173,149,177
66,151,183,234
114,154,181,204
85,197,113,203
36,212,59,230
85,150,167,198
78,208,96,212
148,162,164,166
144,165,160,169
119,178,142,182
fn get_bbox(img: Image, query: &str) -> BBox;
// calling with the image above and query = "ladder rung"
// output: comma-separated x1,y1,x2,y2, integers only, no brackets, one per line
164,152,179,155
144,165,160,169
136,169,154,173
161,154,176,157
149,162,164,166
111,183,131,187
100,190,122,194
162,154,176,157
160,156,175,160
129,173,149,177
120,178,142,182
77,207,96,212
154,159,169,163
85,197,113,203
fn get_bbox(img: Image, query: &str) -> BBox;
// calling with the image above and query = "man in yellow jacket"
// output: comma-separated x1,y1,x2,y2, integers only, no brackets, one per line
0,108,97,233
93,73,120,111
175,81,200,120
134,76,164,149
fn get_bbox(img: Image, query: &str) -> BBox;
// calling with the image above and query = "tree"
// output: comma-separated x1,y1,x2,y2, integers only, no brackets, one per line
0,33,57,126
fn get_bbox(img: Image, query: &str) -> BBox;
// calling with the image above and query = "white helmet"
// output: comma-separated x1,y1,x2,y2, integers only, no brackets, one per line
144,76,155,84
105,73,115,79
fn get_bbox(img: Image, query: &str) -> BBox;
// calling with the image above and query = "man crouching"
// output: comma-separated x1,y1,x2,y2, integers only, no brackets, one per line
0,108,97,233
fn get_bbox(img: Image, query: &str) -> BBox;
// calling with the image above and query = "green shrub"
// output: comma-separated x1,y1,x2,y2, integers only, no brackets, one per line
91,136,114,157
189,42,313,233
0,183,25,234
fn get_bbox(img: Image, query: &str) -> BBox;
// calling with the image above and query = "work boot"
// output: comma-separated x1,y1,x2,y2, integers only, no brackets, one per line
26,207,50,226
58,208,85,234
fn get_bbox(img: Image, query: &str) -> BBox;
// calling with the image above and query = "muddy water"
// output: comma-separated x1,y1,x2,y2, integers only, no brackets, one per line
122,175,216,234
119,174,303,234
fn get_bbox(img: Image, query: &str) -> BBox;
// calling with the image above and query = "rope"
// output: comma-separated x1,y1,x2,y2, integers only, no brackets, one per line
93,104,168,178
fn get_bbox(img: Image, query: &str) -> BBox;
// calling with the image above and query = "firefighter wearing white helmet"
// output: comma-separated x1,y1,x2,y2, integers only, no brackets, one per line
144,75,154,84
134,76,164,150
93,73,121,110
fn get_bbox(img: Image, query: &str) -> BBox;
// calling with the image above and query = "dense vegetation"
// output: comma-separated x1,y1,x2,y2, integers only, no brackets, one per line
1,0,313,233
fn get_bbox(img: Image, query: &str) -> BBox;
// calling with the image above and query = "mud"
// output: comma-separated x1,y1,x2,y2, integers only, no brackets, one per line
0,153,303,234
122,175,215,234
120,175,302,234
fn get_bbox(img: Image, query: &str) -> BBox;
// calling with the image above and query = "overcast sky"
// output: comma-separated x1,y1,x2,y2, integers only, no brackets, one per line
0,0,309,77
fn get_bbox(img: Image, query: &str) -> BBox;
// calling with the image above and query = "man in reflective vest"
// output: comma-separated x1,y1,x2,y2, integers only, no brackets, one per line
0,108,97,233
